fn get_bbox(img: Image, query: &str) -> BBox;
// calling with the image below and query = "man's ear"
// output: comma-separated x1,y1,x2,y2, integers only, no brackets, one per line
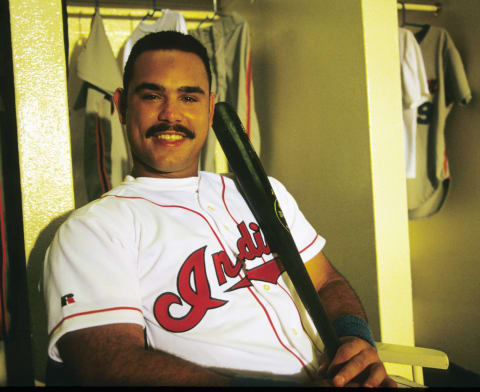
112,88,126,124
208,92,215,127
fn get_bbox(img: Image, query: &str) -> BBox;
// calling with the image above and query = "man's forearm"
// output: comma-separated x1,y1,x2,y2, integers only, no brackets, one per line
58,324,230,386
317,274,367,322
83,345,230,386
305,252,367,323
316,273,377,348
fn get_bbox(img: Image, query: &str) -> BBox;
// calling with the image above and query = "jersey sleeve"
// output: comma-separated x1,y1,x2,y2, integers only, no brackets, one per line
444,31,472,106
44,201,145,363
268,177,326,263
399,28,430,109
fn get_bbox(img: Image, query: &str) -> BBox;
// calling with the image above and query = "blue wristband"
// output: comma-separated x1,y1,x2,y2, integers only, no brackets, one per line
333,314,376,348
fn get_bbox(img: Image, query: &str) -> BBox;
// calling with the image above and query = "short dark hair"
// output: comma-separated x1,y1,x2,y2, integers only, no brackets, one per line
122,31,212,95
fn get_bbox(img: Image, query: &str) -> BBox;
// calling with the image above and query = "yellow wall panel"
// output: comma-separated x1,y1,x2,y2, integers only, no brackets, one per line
9,0,74,261
9,0,74,383
361,0,415,380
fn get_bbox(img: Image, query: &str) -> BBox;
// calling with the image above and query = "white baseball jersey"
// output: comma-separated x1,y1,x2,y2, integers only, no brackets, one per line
406,25,471,219
44,172,326,382
398,27,430,179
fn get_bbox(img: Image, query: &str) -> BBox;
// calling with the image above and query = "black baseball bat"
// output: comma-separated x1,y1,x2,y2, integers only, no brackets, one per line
212,101,341,359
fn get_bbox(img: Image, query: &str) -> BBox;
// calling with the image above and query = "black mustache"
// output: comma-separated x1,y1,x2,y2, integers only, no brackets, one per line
145,123,195,139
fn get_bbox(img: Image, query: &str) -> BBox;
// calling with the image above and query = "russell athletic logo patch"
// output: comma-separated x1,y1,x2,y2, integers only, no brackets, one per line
61,293,76,307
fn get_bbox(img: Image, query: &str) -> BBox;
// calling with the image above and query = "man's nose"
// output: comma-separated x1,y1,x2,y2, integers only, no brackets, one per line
158,98,181,123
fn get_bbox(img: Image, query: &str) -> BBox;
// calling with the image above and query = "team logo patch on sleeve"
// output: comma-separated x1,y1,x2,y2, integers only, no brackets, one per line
61,293,76,307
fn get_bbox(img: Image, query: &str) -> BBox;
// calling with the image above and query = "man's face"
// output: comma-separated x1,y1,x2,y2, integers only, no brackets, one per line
114,49,214,178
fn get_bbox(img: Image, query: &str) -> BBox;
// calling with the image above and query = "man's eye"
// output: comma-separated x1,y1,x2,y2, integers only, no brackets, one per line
182,95,198,103
142,94,160,100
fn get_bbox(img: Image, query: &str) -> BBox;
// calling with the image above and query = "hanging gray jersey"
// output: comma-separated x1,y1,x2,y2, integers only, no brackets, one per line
407,25,471,219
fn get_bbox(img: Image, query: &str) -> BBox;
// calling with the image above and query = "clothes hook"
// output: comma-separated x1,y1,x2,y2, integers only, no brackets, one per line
142,0,157,21
401,0,406,27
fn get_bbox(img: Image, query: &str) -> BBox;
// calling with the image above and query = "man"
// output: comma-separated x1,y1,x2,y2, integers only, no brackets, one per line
44,31,396,387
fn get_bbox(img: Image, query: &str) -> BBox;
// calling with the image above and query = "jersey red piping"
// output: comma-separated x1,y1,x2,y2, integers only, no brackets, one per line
50,306,143,337
299,234,320,254
245,279,312,379
245,51,252,138
218,178,312,377
276,233,323,355
221,176,239,225
95,113,111,193
276,276,322,354
103,195,228,248
443,150,449,178
267,231,322,354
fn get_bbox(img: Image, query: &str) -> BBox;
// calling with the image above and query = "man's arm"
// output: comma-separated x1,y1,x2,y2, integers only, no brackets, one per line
57,323,230,386
305,251,397,388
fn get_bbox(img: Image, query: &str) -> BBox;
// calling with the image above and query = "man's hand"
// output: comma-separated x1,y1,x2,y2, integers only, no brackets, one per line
318,336,397,388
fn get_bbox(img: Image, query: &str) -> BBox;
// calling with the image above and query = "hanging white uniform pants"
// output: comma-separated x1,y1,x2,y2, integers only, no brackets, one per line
190,13,261,173
71,12,131,205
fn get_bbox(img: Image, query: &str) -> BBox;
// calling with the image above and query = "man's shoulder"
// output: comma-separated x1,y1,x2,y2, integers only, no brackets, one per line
66,181,140,223
200,171,284,188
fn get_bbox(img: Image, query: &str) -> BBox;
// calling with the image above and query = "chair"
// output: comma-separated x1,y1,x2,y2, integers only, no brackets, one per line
376,341,449,386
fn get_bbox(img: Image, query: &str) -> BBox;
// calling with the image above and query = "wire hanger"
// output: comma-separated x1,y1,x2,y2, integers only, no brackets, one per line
399,0,429,27
142,0,159,22
197,0,224,29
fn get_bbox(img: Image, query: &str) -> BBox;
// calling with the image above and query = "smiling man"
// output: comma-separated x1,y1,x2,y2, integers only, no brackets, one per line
118,48,214,178
43,31,396,387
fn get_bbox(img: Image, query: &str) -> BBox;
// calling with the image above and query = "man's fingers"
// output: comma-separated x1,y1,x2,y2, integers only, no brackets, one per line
320,337,396,388
331,353,368,387
326,340,356,374
362,362,389,387
329,345,378,386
